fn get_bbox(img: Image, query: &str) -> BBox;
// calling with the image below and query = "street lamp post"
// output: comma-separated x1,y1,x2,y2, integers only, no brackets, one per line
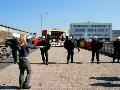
40,13,43,32
40,12,48,32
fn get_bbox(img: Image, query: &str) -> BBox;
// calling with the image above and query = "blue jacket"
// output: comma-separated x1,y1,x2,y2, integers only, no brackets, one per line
18,44,41,61
18,44,30,61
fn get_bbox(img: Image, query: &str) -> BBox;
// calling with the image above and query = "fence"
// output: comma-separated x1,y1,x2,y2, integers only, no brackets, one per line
99,42,114,57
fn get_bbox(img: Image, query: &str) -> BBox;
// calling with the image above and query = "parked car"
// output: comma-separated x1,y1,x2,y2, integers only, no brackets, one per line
32,38,42,46
85,42,92,50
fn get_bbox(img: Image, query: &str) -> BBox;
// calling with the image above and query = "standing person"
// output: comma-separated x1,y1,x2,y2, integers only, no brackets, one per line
91,38,103,64
113,37,120,63
18,36,44,89
64,36,75,64
39,36,51,65
76,38,81,51
10,37,18,64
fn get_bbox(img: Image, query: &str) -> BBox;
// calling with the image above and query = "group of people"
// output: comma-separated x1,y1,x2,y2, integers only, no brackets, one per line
64,36,103,64
9,35,120,89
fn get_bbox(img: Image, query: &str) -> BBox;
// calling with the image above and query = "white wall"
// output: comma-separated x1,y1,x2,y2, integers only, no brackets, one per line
70,23,112,41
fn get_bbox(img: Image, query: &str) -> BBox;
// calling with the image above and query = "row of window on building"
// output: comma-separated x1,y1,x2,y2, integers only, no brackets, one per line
72,25,111,28
75,29,110,32
73,33,109,37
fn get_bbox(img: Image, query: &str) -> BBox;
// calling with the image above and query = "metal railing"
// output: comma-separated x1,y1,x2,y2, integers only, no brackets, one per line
100,42,114,57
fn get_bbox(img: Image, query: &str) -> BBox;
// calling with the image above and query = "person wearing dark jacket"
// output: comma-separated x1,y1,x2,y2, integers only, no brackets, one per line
10,37,18,64
91,38,103,64
64,36,75,64
18,36,44,89
113,38,120,63
39,36,51,65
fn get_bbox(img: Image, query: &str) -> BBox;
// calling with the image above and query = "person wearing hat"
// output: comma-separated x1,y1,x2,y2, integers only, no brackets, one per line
64,36,75,64
113,37,120,63
39,36,51,65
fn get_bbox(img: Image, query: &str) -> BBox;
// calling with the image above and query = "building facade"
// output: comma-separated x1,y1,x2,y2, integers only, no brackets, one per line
70,22,112,41
0,24,33,45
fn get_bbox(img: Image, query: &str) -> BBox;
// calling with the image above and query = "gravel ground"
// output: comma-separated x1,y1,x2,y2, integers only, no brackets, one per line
0,47,120,90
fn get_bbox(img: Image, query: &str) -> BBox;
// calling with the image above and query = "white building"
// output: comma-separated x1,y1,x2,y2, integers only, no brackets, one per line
70,22,112,41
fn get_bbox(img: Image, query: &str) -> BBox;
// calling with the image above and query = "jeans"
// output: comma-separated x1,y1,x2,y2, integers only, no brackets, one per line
19,60,31,88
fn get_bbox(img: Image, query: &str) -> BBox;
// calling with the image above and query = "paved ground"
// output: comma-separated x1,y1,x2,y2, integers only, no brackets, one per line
0,47,120,90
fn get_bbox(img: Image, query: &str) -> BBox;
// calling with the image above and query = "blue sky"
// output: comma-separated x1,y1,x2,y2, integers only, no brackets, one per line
0,0,120,36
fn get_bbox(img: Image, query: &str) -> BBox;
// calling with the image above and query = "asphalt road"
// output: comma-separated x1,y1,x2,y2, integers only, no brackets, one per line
0,48,37,70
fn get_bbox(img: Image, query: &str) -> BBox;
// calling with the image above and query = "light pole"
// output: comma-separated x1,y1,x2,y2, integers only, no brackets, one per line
40,12,48,31
40,13,43,31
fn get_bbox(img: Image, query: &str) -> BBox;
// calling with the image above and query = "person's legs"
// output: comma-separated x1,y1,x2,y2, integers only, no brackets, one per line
19,62,25,88
12,49,17,63
23,60,32,89
67,50,70,64
41,52,45,63
96,50,100,64
71,50,74,63
91,50,95,62
78,46,80,51
117,51,120,63
113,49,117,62
45,51,48,65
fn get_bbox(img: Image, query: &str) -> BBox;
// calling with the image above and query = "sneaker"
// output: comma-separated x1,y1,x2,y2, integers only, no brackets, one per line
43,60,45,64
91,61,93,63
45,62,48,65
23,85,31,89
97,62,99,64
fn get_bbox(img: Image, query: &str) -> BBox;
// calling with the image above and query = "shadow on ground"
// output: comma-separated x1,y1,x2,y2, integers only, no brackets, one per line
0,85,19,89
0,62,13,63
91,61,118,63
90,77,120,87
30,61,83,64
